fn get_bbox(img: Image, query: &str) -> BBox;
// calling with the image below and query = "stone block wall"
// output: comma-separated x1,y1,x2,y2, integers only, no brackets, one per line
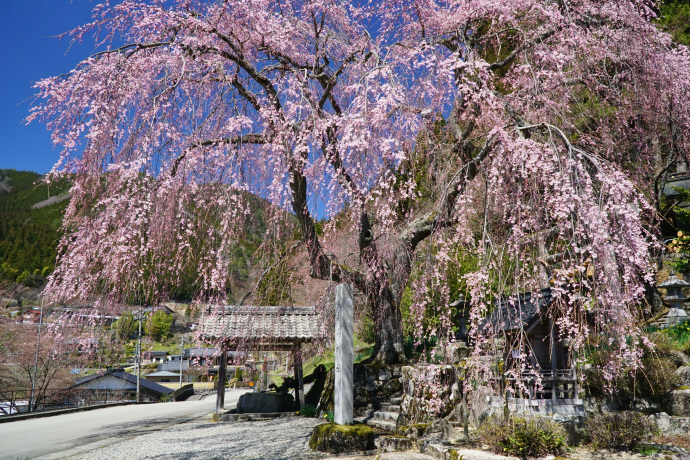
317,363,404,415
352,364,403,415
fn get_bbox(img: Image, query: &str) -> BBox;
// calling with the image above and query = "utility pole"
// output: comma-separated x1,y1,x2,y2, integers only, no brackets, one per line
136,309,143,402
29,297,45,413
179,335,184,388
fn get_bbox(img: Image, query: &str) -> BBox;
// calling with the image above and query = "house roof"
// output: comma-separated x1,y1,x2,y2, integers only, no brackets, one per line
485,288,553,332
144,305,174,315
146,371,180,377
143,350,169,357
184,347,219,358
73,370,174,395
200,306,325,342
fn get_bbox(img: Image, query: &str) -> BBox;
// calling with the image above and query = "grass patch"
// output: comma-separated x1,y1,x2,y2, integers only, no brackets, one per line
299,404,317,417
647,319,690,348
634,444,663,456
303,342,374,376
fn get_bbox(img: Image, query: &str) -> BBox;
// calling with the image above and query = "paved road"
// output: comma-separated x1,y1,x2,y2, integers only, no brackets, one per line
0,389,245,460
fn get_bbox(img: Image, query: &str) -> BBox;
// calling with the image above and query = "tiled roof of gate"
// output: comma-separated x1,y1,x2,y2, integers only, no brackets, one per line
200,306,326,341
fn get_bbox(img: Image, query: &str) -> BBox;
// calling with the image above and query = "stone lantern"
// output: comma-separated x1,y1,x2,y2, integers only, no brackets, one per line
658,271,690,326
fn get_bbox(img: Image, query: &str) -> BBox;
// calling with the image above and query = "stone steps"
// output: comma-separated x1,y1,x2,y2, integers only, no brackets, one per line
373,410,399,422
390,396,403,405
380,403,401,412
649,309,670,327
355,392,404,434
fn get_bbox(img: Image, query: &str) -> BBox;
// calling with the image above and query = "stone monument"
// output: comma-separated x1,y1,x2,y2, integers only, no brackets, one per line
659,271,690,327
335,283,354,425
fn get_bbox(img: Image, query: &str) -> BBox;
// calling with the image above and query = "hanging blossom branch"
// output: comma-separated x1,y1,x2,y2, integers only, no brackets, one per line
29,0,690,369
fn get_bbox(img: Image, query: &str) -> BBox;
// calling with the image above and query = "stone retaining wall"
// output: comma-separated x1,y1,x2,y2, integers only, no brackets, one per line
651,412,690,435
352,364,403,415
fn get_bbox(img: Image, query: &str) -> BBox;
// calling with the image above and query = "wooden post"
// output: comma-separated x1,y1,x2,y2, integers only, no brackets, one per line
462,368,469,439
293,341,304,410
549,318,557,400
573,363,579,400
216,344,227,415
502,374,509,420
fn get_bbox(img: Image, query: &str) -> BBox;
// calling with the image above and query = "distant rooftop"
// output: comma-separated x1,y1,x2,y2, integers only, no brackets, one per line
146,371,180,378
143,350,169,357
73,370,173,395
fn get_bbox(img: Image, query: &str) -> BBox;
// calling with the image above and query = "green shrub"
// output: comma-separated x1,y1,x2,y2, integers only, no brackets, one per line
585,411,656,450
299,404,317,417
478,415,567,459
145,311,173,341
584,334,680,408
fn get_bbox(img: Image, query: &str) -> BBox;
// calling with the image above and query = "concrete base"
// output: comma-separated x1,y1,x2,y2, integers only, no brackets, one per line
237,392,294,414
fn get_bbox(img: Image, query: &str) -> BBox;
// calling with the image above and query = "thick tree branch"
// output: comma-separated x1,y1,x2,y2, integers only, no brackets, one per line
400,133,498,253
170,133,267,177
488,29,557,72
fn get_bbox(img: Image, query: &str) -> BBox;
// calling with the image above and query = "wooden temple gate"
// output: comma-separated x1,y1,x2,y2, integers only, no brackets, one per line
201,306,326,413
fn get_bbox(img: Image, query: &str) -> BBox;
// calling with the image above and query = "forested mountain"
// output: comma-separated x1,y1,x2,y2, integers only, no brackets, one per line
0,169,304,304
0,170,69,287
658,0,690,46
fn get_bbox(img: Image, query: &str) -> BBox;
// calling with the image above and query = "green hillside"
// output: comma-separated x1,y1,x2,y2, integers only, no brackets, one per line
0,170,70,287
0,169,301,304
658,0,690,46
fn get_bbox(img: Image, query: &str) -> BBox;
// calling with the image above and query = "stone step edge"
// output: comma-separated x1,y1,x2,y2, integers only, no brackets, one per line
380,404,401,411
356,407,401,419
371,410,399,421
365,418,398,432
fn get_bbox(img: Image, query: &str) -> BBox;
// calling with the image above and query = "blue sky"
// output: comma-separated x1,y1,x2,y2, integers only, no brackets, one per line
0,1,96,174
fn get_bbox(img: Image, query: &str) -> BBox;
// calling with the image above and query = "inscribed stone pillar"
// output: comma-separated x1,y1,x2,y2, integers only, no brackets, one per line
335,283,354,425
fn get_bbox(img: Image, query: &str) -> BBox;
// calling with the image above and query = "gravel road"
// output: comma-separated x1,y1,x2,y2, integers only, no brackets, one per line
69,416,325,460
64,412,690,460
66,414,526,460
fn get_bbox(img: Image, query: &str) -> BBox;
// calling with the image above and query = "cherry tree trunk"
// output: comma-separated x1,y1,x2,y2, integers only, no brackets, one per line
368,283,404,364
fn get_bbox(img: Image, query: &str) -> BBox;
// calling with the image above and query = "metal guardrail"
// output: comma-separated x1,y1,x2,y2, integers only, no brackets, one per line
0,388,158,416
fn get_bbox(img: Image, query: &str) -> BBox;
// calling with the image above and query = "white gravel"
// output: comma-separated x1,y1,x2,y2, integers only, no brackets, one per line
64,414,690,460
69,416,324,460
